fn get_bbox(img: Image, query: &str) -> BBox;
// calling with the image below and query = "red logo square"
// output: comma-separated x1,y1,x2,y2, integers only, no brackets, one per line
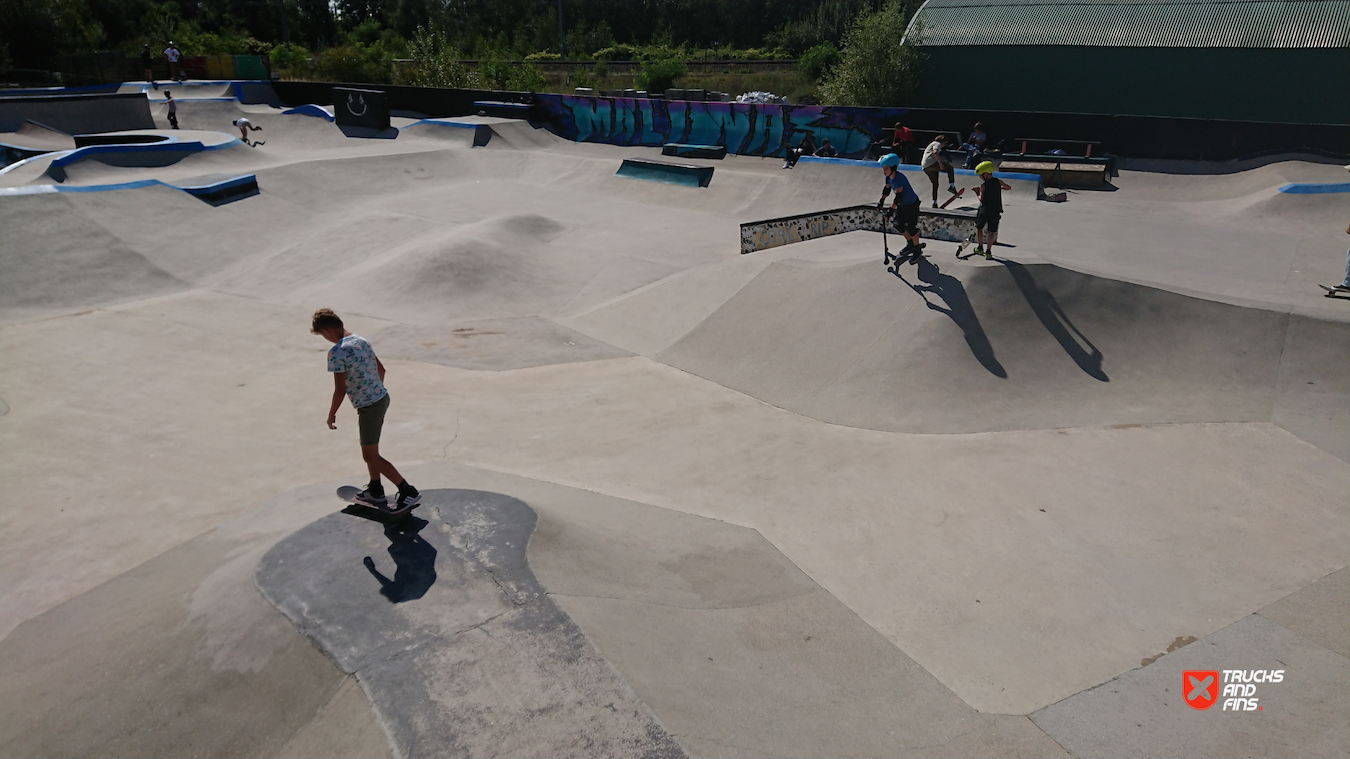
1184,670,1220,710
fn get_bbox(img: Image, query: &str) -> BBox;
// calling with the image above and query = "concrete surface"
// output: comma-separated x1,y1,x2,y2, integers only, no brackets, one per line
1,91,1346,758
257,488,683,758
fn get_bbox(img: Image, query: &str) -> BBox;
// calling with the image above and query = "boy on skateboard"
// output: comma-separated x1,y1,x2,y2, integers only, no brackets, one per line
312,309,421,513
921,134,957,207
972,161,1011,259
878,153,924,256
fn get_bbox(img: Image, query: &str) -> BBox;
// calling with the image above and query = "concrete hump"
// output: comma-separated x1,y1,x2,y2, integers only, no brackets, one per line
658,257,1348,458
255,489,686,759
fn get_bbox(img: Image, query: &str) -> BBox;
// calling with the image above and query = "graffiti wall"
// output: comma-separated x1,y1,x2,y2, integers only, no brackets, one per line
740,205,977,254
534,94,910,159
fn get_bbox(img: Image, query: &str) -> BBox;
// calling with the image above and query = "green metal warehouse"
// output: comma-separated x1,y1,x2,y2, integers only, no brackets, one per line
904,0,1350,124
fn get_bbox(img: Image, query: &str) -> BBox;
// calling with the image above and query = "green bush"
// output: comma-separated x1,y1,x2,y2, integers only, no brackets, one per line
594,43,639,61
819,2,926,107
799,42,839,81
310,45,392,83
268,43,310,72
634,57,686,93
397,27,479,88
524,51,561,61
479,58,545,92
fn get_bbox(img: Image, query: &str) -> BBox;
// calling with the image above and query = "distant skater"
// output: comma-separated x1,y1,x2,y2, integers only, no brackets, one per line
813,137,837,158
312,309,421,514
972,160,1011,259
140,44,154,85
921,134,957,207
163,90,178,129
233,118,263,145
878,153,923,255
1339,165,1350,293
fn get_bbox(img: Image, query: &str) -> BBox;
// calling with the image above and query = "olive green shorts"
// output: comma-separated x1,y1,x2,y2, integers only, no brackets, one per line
356,393,390,446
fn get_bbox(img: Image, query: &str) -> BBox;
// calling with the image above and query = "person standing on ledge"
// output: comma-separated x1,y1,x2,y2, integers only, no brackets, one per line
164,41,182,82
312,308,421,514
140,44,155,86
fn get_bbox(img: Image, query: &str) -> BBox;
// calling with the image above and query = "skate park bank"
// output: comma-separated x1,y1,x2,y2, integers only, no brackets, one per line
0,79,1347,758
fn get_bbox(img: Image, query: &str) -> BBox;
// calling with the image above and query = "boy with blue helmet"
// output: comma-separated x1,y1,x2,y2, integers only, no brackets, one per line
877,153,924,255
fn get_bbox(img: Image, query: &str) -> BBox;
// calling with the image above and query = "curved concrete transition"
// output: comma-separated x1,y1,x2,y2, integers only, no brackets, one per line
256,489,684,758
2,86,1347,759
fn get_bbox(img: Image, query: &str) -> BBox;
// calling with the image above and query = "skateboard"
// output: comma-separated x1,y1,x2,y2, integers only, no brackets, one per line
337,485,419,521
954,232,979,259
1319,285,1350,299
939,188,965,209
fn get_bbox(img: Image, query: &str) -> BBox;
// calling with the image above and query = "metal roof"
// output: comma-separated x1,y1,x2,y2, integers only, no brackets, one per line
909,0,1350,47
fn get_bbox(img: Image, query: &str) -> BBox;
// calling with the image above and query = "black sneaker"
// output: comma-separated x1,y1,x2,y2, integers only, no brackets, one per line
353,488,388,509
391,489,422,515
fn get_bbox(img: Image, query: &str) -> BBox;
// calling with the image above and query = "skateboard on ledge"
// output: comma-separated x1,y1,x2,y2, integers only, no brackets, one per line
1318,285,1350,299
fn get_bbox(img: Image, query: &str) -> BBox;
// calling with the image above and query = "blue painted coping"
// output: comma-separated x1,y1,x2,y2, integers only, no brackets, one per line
797,155,1042,183
401,119,492,146
49,136,238,169
0,173,256,199
1278,182,1350,194
283,104,335,121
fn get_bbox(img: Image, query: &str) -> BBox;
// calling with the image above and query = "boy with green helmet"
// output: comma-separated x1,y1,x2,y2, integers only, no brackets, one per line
972,161,1011,259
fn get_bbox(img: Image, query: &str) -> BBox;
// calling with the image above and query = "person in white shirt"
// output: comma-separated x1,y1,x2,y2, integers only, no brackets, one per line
164,42,182,82
232,117,263,145
921,135,957,207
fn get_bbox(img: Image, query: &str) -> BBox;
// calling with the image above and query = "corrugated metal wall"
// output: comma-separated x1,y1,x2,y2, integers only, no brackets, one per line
908,45,1349,123
912,0,1350,47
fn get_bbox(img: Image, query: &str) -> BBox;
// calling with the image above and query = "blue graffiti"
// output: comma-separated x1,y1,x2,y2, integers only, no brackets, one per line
535,94,909,160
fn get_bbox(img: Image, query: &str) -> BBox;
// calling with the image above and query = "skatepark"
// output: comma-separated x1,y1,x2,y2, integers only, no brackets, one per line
1,85,1347,758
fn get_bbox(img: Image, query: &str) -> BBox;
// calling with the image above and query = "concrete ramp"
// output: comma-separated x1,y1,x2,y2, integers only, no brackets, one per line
657,257,1349,460
0,93,155,135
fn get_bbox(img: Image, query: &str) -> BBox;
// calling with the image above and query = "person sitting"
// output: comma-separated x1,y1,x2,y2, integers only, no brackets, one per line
783,133,817,169
813,138,838,158
959,122,988,168
892,121,915,163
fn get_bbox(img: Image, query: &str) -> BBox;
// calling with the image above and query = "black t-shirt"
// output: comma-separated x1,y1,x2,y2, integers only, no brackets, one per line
140,50,152,66
981,176,1003,213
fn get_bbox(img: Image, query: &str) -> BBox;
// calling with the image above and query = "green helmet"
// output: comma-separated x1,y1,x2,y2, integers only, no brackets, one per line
878,153,900,167
975,161,995,176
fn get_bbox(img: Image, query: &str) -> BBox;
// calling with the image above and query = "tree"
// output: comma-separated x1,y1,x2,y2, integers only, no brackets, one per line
819,1,925,107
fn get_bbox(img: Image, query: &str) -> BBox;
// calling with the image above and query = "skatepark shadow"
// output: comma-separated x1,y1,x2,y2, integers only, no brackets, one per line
338,124,399,140
999,260,1109,381
358,516,437,603
900,257,1007,378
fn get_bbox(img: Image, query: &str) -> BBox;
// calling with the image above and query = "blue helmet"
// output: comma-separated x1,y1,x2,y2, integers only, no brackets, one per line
878,153,900,167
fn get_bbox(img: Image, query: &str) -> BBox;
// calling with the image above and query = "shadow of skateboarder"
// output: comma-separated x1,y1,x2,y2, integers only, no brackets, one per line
359,517,437,603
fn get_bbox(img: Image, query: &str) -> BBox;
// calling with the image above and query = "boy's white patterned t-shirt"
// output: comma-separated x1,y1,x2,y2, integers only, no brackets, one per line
327,335,387,409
